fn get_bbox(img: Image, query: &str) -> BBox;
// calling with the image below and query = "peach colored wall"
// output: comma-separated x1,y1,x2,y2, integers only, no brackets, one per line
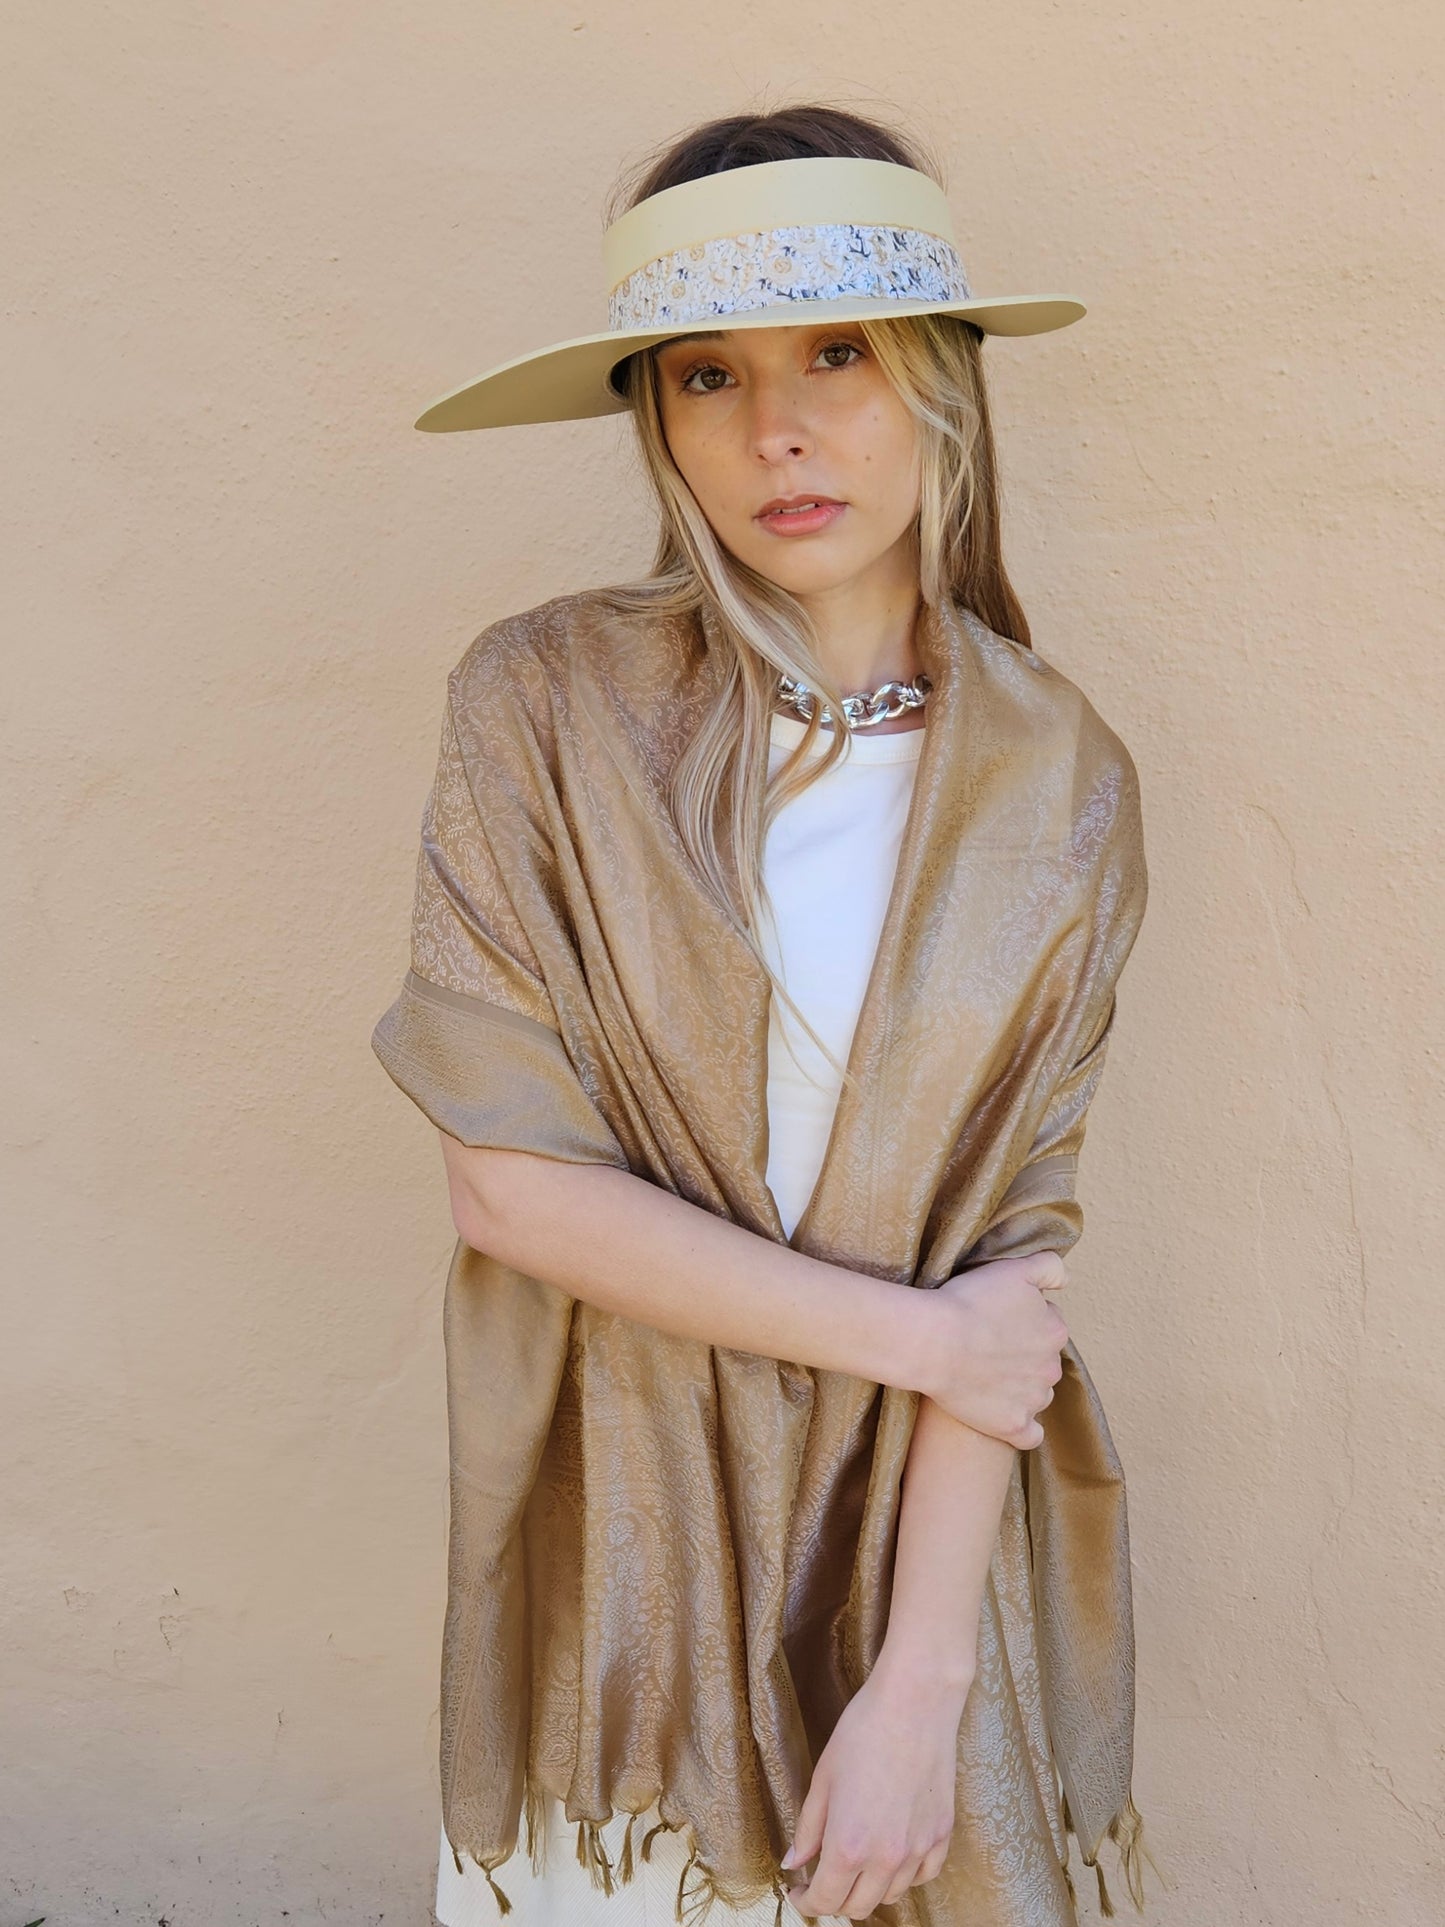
4,4,1441,1923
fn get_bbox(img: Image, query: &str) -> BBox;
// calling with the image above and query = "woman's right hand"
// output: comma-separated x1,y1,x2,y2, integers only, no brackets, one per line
921,1253,1071,1448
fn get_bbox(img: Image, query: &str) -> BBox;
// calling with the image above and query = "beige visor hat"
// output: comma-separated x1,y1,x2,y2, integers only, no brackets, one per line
414,154,1084,433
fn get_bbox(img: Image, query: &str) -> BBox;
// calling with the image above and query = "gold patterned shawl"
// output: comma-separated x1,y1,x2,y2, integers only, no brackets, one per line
371,588,1154,1926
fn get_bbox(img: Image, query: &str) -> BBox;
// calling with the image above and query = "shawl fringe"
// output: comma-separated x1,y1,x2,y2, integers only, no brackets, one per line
1063,1788,1165,1918
448,1772,798,1926
451,1776,1165,1923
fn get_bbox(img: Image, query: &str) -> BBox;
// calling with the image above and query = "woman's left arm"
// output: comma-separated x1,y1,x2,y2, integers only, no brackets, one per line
779,1402,1015,1915
875,1391,1015,1695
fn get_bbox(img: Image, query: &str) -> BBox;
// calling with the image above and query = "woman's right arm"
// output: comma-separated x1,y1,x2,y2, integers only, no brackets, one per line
382,657,1068,1446
438,1135,1069,1449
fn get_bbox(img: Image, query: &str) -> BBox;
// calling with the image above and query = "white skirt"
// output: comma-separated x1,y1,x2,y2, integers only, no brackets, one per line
435,1790,849,1926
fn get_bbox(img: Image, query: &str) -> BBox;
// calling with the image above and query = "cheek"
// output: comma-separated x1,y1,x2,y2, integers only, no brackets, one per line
848,408,922,513
824,377,914,460
664,420,751,522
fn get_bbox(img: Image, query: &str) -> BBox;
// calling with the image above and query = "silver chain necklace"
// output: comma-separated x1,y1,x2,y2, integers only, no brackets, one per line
775,668,933,731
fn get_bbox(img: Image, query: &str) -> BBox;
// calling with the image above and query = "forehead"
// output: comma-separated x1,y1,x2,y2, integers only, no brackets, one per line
651,322,864,353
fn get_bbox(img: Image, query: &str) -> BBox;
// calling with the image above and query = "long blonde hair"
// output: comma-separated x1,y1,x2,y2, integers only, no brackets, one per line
595,107,1037,1087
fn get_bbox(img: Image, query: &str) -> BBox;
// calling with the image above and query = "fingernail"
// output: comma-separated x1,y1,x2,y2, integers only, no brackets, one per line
780,1844,797,1868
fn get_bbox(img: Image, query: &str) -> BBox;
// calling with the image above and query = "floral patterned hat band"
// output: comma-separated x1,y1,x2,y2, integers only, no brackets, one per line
414,156,1086,433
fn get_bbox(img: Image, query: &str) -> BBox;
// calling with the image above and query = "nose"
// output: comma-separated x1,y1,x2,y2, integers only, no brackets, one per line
746,374,813,464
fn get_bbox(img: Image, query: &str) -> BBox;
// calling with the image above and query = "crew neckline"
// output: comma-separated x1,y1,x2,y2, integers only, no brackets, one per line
769,708,927,764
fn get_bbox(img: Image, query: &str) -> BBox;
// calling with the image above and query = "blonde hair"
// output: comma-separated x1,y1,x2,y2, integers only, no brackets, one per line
596,311,1033,1093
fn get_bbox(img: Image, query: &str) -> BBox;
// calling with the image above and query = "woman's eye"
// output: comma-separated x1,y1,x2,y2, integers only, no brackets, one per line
676,339,864,394
679,362,732,394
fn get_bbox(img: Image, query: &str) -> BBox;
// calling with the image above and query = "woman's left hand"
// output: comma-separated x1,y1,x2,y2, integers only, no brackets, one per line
780,1655,972,1921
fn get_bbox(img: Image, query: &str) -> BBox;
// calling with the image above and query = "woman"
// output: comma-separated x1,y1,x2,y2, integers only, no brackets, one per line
373,106,1157,1927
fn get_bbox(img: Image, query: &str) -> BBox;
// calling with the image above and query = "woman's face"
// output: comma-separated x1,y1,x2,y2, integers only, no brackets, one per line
650,321,922,602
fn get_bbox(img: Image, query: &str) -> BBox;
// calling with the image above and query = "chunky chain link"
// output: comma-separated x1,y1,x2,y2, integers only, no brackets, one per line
775,670,933,731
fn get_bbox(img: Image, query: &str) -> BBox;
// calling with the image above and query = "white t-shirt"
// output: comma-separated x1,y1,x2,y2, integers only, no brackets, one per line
435,707,925,1927
760,708,925,1239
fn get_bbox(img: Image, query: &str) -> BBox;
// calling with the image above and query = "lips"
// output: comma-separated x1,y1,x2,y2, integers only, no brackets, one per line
753,495,849,538
755,494,845,516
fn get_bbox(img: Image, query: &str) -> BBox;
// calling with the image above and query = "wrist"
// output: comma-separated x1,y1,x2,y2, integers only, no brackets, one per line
869,1639,976,1716
877,1279,946,1398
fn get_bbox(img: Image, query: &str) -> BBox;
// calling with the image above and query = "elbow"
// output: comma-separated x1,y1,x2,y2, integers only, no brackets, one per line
439,1136,521,1255
449,1185,494,1254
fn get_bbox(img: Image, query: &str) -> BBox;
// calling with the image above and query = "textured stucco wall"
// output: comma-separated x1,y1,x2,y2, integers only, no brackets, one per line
3,4,1441,1923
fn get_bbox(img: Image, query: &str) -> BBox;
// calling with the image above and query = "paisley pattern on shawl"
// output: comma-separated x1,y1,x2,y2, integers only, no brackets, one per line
372,588,1153,1926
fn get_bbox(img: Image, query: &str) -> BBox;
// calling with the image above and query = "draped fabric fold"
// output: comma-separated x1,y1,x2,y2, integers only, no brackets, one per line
371,588,1153,1925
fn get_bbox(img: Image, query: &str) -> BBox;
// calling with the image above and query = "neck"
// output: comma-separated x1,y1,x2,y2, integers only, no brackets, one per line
792,548,928,735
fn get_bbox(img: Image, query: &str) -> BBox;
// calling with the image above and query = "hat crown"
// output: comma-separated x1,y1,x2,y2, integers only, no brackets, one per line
601,155,971,335
602,156,958,287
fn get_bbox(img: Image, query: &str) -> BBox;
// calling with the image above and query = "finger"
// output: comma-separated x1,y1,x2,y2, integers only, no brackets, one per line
881,1854,930,1904
781,1871,827,1919
782,1792,828,1880
787,1843,860,1920
835,1863,895,1919
1027,1249,1068,1292
785,1880,837,1920
918,1840,951,1883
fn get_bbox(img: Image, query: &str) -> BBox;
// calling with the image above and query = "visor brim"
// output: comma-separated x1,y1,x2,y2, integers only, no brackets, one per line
413,293,1086,434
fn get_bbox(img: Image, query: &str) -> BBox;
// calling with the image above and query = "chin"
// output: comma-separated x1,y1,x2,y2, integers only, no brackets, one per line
737,545,865,598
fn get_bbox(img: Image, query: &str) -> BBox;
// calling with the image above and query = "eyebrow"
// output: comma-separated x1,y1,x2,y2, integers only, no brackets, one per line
651,330,728,351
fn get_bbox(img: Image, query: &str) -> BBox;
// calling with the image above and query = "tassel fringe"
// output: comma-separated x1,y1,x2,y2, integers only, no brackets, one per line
447,1835,515,1914
1064,1790,1165,1918
1105,1792,1164,1910
641,1813,679,1861
669,1840,793,1927
444,1778,831,1926
446,1844,516,1917
480,1859,514,1916
1094,1855,1115,1918
523,1775,549,1874
676,1840,705,1924
575,1816,619,1896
